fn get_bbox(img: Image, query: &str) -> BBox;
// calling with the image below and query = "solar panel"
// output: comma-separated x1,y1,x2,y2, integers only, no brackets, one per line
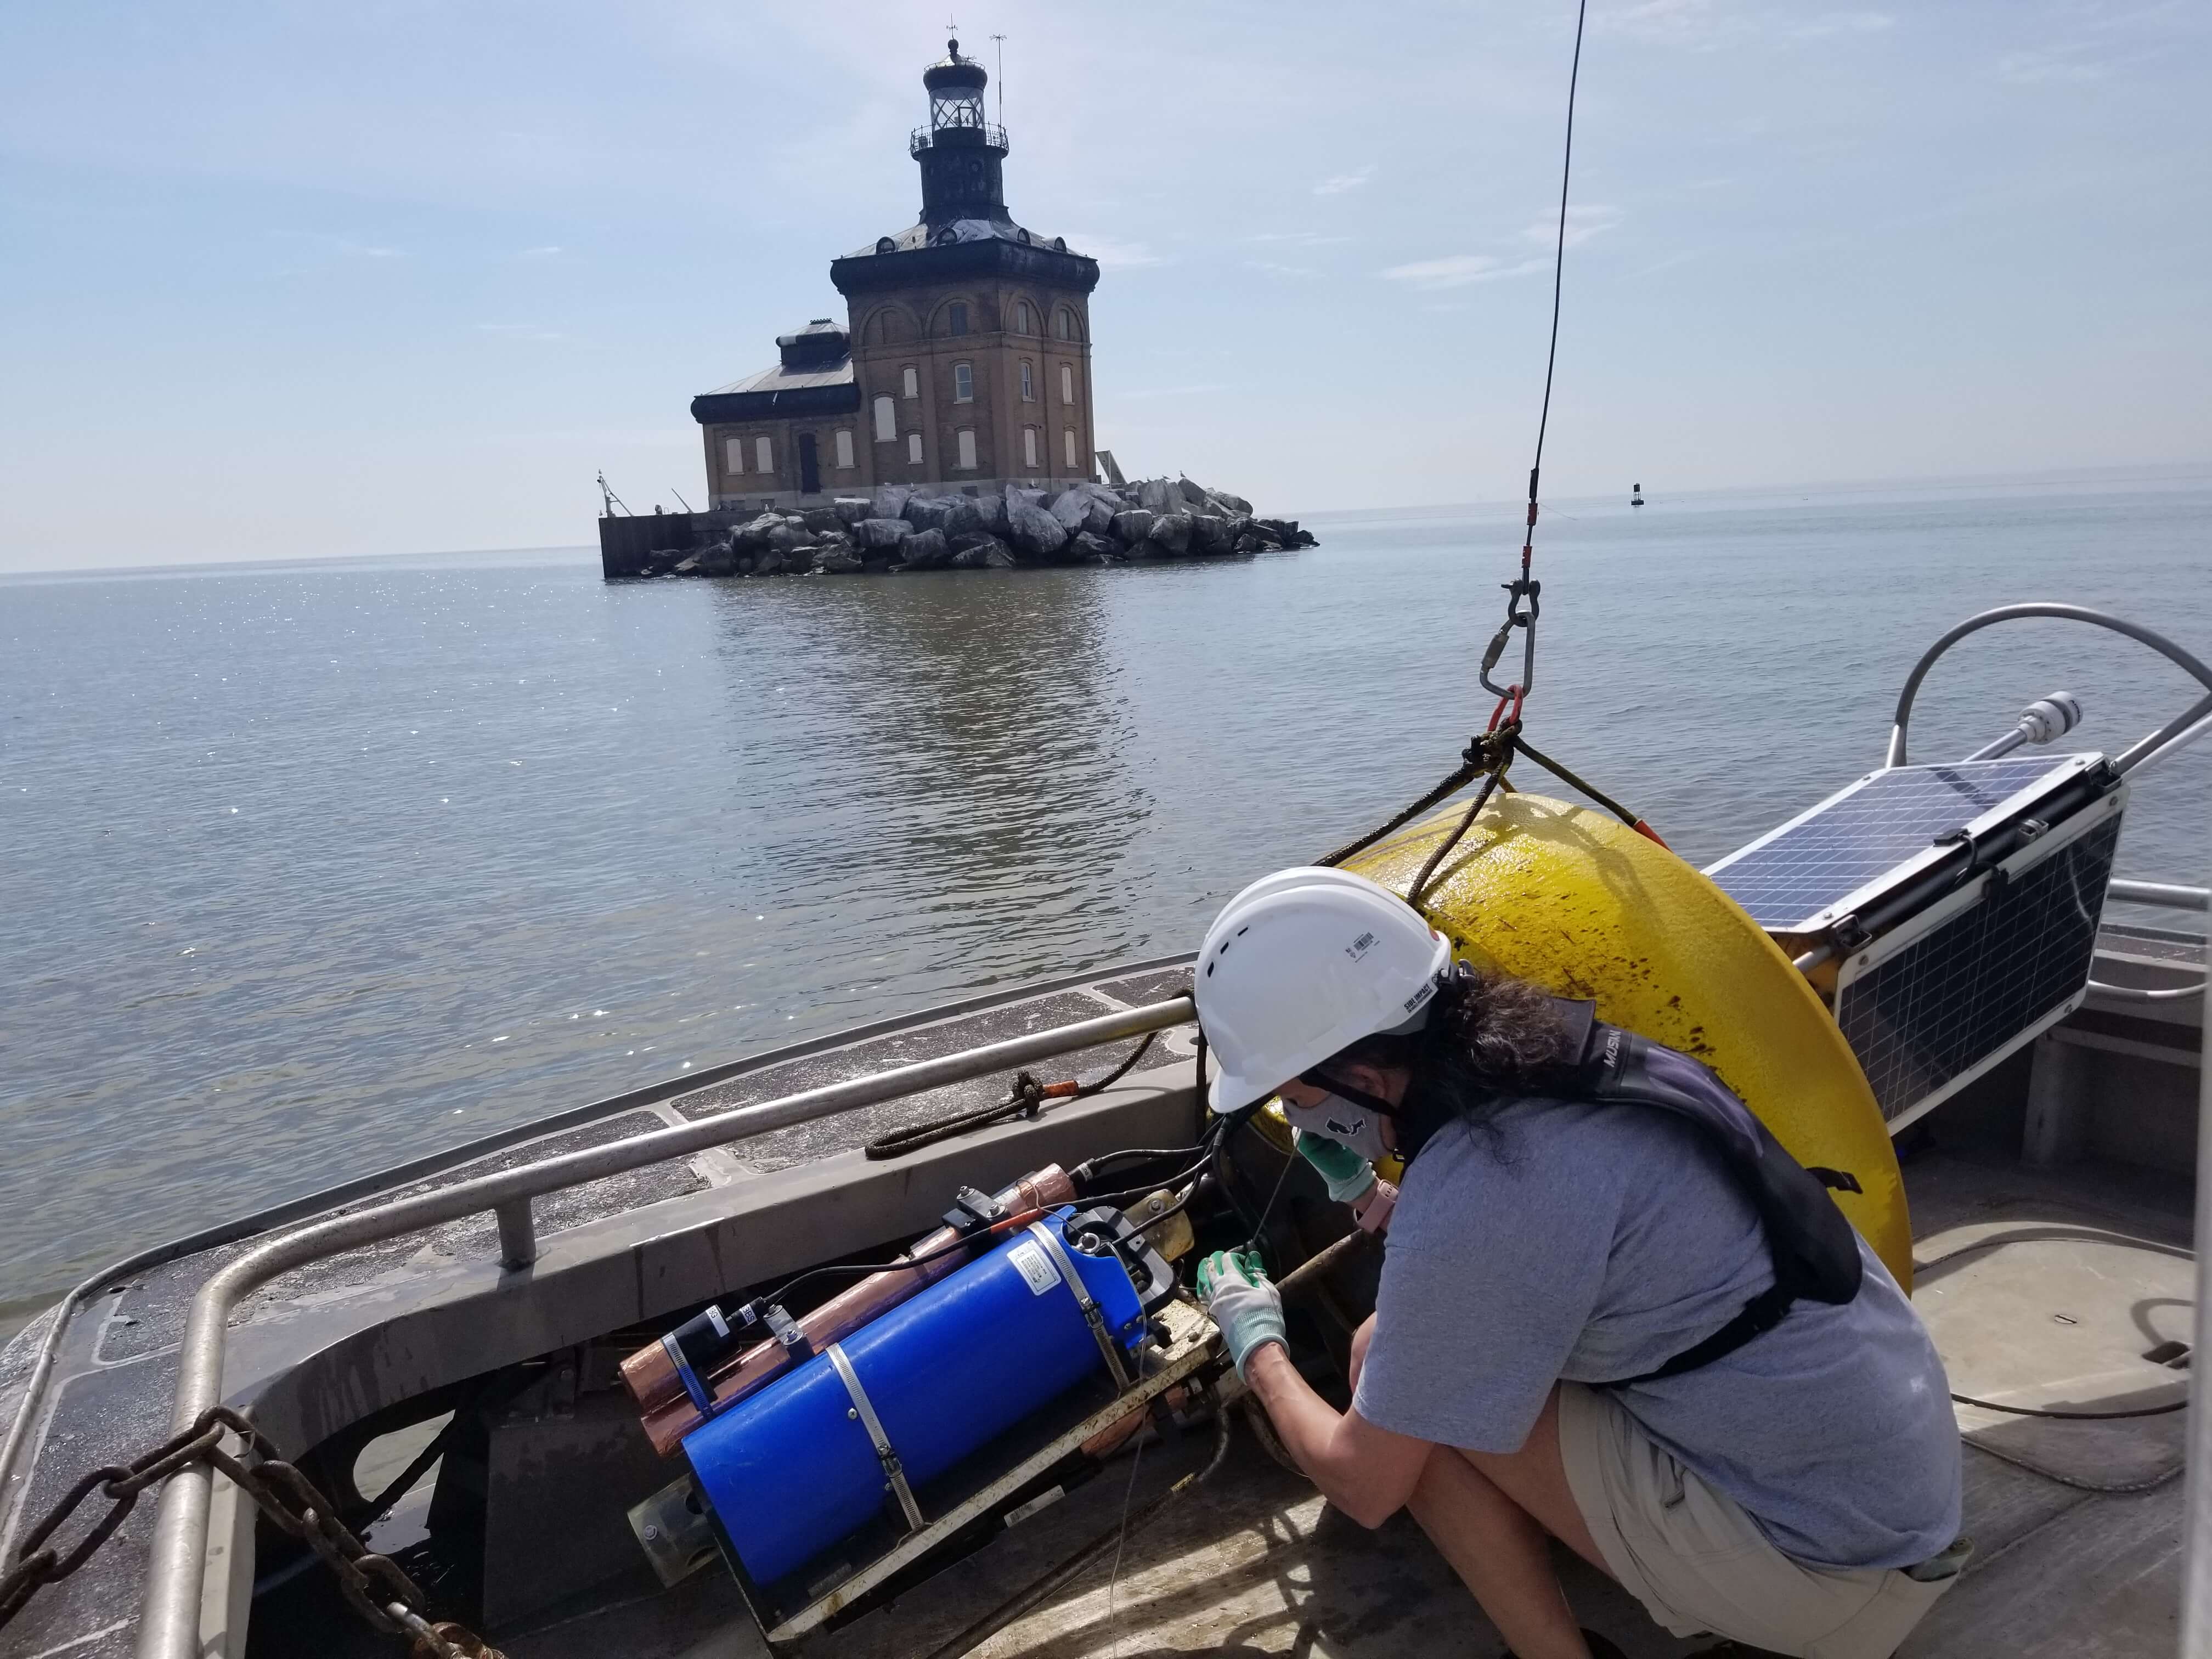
1705,756,2095,931
1836,811,2121,1127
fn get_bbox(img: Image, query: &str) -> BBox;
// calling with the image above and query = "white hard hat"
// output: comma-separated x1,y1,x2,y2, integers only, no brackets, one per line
1195,867,1454,1114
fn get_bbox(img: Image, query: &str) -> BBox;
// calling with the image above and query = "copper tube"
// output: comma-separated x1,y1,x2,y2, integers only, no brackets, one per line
626,1164,1077,1454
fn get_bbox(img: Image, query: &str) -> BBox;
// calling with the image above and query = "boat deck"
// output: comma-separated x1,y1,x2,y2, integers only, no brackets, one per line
489,1147,2193,1659
0,931,2199,1659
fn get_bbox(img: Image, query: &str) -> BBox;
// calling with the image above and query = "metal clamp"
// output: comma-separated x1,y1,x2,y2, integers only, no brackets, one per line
826,1344,924,1532
1024,1222,1135,1391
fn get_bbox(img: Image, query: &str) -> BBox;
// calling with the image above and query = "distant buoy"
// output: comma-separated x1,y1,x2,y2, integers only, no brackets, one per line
1630,481,1644,507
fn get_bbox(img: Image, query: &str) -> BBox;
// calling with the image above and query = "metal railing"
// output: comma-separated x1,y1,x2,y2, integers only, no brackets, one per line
2109,878,2212,913
132,994,1195,1659
910,121,1008,155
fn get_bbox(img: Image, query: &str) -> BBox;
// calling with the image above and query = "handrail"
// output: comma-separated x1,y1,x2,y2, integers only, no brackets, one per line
2109,878,2211,913
1882,605,2212,774
133,994,1195,1659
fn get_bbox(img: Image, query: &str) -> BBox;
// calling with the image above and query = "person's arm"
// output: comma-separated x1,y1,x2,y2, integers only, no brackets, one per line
1196,1250,1431,1527
1242,1341,1432,1527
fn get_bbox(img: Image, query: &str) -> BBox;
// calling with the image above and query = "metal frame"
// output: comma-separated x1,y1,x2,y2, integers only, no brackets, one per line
1832,787,2125,1134
2183,837,2212,1653
129,992,1196,1659
764,1300,1221,1644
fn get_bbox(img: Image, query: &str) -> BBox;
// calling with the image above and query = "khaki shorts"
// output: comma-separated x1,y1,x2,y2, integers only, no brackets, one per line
1556,1384,1953,1659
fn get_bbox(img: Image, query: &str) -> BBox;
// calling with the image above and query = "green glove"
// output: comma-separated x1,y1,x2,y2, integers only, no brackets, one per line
1295,1129,1377,1206
1194,1249,1286,1381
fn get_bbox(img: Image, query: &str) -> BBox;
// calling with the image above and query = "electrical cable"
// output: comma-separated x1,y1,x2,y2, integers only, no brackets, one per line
1103,1432,1147,1659
759,1207,1046,1307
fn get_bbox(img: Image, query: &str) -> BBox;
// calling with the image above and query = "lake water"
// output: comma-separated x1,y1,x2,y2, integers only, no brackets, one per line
4,470,2208,1318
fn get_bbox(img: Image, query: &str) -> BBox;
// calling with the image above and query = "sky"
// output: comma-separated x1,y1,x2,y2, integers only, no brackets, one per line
1,1,2207,571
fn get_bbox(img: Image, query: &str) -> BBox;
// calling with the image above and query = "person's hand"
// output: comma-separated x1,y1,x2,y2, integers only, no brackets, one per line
1295,1129,1376,1205
1194,1249,1287,1380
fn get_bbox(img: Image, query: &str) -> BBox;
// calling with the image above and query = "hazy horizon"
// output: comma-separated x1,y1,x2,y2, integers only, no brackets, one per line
3,459,2204,580
4,1,2208,572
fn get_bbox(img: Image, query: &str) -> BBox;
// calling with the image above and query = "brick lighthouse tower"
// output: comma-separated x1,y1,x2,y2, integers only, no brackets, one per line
691,37,1103,508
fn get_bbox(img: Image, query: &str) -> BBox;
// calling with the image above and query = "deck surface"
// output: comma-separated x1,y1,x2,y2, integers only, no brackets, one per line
495,1149,2197,1659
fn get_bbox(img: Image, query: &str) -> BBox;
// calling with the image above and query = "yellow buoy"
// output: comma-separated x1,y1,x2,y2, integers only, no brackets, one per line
1339,791,1912,1288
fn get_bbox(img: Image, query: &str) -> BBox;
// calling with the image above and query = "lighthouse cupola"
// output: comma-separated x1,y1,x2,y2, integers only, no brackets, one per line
912,38,1008,227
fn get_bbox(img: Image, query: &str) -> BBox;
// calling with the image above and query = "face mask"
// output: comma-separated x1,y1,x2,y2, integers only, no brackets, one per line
1279,1088,1394,1165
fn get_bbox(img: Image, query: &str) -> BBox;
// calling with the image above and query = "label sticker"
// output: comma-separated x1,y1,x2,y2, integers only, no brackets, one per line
1008,1240,1059,1296
1005,1485,1066,1528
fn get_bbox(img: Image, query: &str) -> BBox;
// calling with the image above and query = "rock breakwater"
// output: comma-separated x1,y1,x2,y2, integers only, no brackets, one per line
633,477,1317,579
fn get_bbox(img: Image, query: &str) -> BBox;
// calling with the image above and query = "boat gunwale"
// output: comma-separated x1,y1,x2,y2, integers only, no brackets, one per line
0,950,1195,1526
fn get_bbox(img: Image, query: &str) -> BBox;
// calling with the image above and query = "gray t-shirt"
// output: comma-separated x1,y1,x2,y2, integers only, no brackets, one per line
1351,1096,1961,1570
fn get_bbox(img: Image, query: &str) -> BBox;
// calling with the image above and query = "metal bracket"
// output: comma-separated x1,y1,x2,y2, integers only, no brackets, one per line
1024,1221,1134,1391
827,1342,925,1532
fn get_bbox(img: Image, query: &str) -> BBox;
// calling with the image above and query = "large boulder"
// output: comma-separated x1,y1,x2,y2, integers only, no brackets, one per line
974,493,1008,533
816,547,864,573
1069,531,1120,565
1188,514,1231,553
871,484,912,520
1109,509,1155,545
765,520,805,554
782,543,819,574
1177,477,1214,509
1007,501,1070,560
1214,488,1254,515
699,540,737,577
903,494,954,532
751,546,787,577
733,511,781,550
833,497,871,528
1006,486,1046,512
1148,512,1193,555
1081,494,1116,536
802,506,844,534
1137,478,1175,514
951,535,1018,569
1047,490,1091,534
900,528,951,569
940,498,986,539
856,517,912,551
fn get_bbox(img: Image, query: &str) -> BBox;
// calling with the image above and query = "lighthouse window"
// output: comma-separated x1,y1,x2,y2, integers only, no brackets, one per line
1020,360,1034,401
755,436,773,474
952,362,974,403
1060,363,1074,403
725,437,745,475
907,433,923,466
1055,308,1075,341
902,365,919,400
834,429,854,470
956,428,977,471
1017,301,1034,334
947,302,969,337
1023,426,1039,469
1063,427,1078,470
874,396,896,442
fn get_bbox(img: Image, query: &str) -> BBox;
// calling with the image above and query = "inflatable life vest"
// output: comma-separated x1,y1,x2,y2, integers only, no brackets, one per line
1545,997,1865,1383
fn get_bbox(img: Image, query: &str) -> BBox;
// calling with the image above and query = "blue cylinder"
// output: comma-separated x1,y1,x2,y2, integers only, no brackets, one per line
682,1208,1146,1590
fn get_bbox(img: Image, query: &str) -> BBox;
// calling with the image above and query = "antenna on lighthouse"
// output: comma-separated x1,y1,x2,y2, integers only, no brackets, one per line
990,33,1006,124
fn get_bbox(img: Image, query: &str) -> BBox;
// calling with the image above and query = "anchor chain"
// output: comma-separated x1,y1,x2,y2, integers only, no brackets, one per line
0,1404,505,1658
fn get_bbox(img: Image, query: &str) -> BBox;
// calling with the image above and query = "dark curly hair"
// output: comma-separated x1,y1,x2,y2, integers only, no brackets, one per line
1325,964,1578,1157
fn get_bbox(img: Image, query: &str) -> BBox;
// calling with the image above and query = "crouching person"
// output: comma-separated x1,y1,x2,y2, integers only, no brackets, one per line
1191,868,1964,1659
